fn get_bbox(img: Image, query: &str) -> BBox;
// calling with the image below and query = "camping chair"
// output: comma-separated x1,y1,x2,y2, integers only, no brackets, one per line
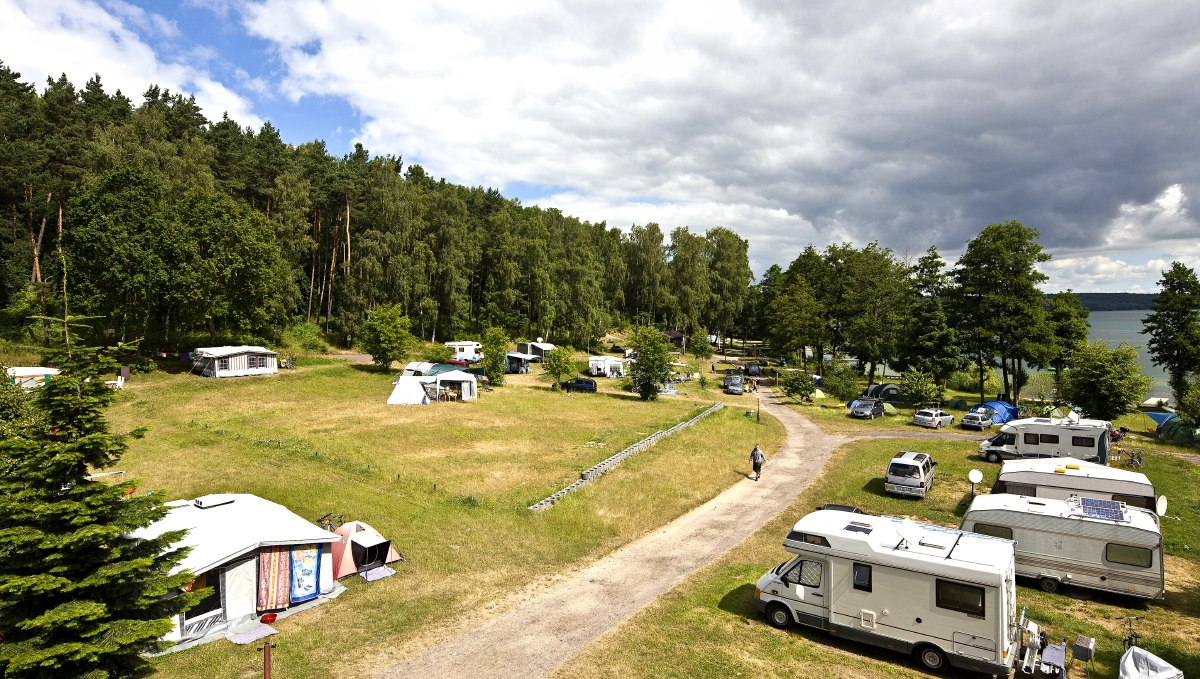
104,375,125,390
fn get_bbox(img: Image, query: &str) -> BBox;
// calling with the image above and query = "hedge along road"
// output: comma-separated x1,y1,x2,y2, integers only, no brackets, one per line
377,390,850,679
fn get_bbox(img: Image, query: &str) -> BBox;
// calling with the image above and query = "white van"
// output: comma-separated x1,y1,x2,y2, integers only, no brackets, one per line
884,451,936,498
961,494,1164,599
991,458,1163,517
755,510,1019,675
444,341,482,363
978,415,1111,464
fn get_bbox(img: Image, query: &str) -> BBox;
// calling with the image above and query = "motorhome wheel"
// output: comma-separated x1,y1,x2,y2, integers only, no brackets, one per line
1039,577,1060,594
765,603,792,629
986,451,1001,464
915,644,947,672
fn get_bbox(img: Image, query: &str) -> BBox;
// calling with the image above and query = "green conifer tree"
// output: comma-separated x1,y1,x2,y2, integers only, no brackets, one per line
0,337,198,677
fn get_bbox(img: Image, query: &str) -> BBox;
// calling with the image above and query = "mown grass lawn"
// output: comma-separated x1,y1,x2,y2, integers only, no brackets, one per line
101,358,784,678
556,429,1200,678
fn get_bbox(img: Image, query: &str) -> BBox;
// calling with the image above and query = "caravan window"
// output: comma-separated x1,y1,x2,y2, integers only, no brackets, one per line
785,560,823,588
1072,436,1096,448
217,357,230,371
853,563,872,591
1023,433,1039,445
1040,434,1060,444
971,523,1013,540
936,580,985,617
1106,544,1153,568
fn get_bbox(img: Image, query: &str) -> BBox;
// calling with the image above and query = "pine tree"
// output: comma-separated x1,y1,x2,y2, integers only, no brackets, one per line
0,338,197,677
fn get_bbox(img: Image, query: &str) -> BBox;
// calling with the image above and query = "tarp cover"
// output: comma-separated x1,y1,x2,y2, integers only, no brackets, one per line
969,400,1019,424
1119,647,1183,679
1145,412,1178,427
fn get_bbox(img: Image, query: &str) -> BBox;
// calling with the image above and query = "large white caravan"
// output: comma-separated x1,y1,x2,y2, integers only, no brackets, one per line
991,458,1162,515
755,510,1020,675
961,494,1164,599
978,415,1112,464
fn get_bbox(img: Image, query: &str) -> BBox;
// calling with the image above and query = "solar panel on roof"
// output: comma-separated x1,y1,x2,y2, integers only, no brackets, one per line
1079,497,1125,521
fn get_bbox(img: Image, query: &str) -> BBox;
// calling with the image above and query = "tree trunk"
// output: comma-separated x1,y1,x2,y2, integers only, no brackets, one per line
324,223,340,333
28,188,52,345
977,355,986,405
306,210,321,323
56,197,71,356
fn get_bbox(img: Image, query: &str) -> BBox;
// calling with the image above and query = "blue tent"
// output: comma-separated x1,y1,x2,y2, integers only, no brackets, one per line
1145,412,1178,428
968,400,1019,425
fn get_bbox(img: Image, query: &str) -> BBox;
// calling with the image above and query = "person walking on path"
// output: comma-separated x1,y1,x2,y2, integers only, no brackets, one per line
750,444,766,481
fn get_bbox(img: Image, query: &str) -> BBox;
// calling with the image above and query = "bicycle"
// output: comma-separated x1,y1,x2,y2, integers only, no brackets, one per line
1122,616,1142,651
1125,449,1144,468
316,512,345,531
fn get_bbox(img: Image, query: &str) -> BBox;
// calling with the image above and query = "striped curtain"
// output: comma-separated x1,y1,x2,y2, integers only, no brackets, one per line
257,546,291,611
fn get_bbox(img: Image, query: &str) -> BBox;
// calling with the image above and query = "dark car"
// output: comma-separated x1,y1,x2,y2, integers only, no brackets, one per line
561,377,597,393
746,362,762,377
849,398,885,419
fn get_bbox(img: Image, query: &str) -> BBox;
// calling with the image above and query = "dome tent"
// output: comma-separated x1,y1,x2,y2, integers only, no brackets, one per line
1155,414,1199,446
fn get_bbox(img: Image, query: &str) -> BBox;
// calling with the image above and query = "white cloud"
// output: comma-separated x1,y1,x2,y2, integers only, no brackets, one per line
0,0,262,127
1103,184,1198,248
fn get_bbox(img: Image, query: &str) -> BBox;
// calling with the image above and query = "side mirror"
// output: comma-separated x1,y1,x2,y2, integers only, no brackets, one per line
931,461,938,466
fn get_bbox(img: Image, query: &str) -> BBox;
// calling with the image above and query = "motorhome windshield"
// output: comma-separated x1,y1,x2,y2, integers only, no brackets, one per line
990,432,1015,446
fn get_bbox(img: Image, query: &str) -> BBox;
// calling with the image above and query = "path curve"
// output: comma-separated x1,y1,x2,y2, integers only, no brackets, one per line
377,390,849,679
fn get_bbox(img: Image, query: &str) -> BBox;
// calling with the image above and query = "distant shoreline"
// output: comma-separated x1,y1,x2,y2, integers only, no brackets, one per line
1049,292,1156,312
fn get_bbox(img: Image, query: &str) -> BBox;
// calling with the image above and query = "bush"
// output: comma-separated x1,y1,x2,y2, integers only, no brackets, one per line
821,360,861,401
280,322,330,353
948,368,1002,394
899,370,943,406
1178,377,1200,426
420,344,453,363
780,372,816,402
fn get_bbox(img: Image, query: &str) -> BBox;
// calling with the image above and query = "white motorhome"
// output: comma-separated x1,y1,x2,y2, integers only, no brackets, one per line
755,510,1020,675
961,494,1164,599
978,415,1112,464
991,458,1162,516
444,341,482,363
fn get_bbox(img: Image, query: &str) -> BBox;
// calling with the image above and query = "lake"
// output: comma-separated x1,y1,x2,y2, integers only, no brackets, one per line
1088,309,1170,399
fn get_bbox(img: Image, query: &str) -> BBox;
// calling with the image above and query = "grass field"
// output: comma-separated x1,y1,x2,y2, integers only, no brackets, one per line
96,358,784,678
555,425,1200,678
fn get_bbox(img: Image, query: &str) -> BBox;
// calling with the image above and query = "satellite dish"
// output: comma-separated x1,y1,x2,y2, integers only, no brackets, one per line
968,469,984,484
1157,495,1168,517
536,337,544,343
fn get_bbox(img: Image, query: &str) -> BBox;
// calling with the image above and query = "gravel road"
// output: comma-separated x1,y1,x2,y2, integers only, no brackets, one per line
376,389,849,679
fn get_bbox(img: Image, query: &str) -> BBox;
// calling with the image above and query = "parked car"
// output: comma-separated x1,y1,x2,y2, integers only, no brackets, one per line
884,451,937,498
912,408,954,428
561,377,597,393
960,411,994,431
746,362,762,377
849,398,884,419
724,374,744,395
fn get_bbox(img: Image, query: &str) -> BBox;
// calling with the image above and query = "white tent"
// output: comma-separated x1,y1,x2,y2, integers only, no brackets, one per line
131,494,341,649
387,376,434,405
432,370,478,401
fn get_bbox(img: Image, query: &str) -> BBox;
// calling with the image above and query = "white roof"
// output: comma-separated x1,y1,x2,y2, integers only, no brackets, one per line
789,510,1013,583
588,355,625,363
401,361,436,376
506,352,537,360
999,458,1152,487
1000,416,1110,432
966,494,1160,535
526,342,555,351
194,345,278,358
6,366,61,378
433,370,477,383
131,494,339,575
444,341,481,347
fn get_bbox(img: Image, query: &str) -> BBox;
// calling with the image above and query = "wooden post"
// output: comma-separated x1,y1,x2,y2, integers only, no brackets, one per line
259,642,276,678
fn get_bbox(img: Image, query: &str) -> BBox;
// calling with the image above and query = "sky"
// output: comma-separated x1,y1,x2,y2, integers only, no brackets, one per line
4,0,1200,292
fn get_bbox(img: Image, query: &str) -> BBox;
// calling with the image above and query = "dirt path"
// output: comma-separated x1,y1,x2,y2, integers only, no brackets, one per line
377,390,849,679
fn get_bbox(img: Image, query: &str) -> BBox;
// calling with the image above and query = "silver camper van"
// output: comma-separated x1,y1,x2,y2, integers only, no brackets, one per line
755,510,1020,675
978,415,1111,464
961,494,1164,599
991,458,1163,517
884,451,936,499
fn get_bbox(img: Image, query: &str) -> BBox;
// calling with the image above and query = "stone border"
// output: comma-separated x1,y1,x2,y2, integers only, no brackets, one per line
528,402,725,511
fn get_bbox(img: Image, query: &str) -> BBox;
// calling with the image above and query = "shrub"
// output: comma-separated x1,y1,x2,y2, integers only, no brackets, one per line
420,344,453,363
780,372,816,402
821,360,861,401
899,370,943,406
280,322,330,353
948,368,1002,394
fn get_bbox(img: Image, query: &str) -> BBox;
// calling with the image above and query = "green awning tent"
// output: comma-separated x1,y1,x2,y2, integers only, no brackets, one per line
1155,414,1199,446
882,402,899,416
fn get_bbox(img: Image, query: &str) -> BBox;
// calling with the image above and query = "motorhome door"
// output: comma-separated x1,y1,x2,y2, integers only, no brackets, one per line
778,558,829,629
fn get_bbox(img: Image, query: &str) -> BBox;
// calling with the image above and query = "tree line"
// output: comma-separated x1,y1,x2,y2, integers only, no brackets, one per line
0,63,752,351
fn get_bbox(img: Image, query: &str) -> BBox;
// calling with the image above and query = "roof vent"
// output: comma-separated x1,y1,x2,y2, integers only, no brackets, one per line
194,495,236,509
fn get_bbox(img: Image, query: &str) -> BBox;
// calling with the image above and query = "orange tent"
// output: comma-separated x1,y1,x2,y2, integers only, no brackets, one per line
331,521,403,579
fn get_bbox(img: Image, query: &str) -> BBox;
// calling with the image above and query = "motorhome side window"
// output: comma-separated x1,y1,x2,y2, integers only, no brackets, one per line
1106,544,1153,568
1039,434,1059,444
970,523,1013,540
785,560,823,588
1023,433,1039,445
935,580,984,617
852,563,872,591
1072,436,1095,447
